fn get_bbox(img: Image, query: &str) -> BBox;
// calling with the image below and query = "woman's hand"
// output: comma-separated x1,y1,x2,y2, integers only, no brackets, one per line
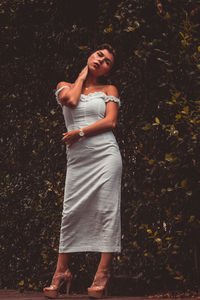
78,65,89,82
62,130,80,147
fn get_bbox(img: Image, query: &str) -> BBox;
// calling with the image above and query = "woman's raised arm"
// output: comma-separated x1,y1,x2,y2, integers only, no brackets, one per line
56,66,88,108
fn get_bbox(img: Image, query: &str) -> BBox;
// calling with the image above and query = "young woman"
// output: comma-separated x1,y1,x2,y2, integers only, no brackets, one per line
43,43,122,299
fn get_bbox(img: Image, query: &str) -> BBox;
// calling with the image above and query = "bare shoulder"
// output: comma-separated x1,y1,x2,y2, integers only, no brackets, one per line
104,85,119,98
56,81,72,90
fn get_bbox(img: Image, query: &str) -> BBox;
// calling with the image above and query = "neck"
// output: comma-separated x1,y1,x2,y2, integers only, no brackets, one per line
83,70,100,87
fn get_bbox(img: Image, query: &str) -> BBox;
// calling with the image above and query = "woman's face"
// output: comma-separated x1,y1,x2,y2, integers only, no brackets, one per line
87,49,114,78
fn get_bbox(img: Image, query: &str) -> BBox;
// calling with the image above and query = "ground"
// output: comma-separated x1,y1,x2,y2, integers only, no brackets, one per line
0,290,200,300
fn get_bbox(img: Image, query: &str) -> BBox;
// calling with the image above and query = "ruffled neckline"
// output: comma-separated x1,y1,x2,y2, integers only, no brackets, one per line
80,91,108,98
80,91,120,107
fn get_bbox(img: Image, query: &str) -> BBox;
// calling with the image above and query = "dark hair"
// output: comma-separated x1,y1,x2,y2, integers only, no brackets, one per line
94,43,117,62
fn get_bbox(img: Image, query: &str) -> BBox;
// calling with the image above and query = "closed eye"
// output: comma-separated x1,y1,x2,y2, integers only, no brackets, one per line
97,51,111,65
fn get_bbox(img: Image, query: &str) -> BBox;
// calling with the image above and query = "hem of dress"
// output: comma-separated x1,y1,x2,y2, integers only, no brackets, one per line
58,246,121,253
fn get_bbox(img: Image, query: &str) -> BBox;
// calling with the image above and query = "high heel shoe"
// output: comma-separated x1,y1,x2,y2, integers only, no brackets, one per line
43,269,72,299
87,269,111,299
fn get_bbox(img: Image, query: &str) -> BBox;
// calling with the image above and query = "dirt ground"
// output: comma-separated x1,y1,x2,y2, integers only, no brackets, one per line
0,289,200,300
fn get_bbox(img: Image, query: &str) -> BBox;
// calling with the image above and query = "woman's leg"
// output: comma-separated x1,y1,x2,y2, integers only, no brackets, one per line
88,253,112,297
43,253,72,297
55,252,112,273
55,253,71,272
97,252,112,271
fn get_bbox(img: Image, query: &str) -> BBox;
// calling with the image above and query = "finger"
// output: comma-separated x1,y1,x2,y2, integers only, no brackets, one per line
62,133,68,139
83,65,88,72
62,136,68,141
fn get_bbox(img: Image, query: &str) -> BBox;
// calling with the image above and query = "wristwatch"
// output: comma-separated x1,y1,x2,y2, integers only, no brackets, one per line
79,128,85,137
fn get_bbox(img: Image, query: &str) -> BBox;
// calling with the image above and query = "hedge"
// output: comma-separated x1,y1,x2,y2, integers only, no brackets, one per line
1,0,200,295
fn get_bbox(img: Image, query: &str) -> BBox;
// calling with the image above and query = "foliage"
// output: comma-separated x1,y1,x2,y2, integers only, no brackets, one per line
0,0,200,295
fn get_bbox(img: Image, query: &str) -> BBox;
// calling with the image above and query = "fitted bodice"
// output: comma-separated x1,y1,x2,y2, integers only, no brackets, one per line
55,87,121,132
63,92,120,131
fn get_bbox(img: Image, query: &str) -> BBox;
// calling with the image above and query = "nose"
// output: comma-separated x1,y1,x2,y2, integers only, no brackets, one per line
97,57,103,64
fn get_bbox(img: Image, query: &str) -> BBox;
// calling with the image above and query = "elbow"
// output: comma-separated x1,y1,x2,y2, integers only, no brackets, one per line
59,96,77,108
112,122,117,129
106,118,117,129
67,98,77,108
110,120,117,129
68,102,77,108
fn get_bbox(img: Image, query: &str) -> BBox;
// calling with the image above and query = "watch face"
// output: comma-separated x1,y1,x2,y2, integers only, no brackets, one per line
79,130,84,136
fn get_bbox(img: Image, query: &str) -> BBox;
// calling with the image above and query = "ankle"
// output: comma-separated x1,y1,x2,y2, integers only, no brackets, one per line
55,266,70,273
97,265,110,272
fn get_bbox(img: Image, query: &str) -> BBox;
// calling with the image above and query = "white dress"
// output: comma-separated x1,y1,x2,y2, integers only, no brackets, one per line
55,86,122,253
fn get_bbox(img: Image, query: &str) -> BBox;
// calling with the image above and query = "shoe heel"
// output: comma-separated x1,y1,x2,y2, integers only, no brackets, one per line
88,269,110,298
105,285,108,297
104,279,110,297
43,269,72,299
66,279,71,296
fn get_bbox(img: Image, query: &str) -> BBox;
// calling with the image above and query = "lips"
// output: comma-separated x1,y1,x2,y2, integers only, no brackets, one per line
93,62,100,68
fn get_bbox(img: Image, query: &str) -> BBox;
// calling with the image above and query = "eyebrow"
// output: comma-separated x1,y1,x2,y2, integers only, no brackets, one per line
99,50,112,63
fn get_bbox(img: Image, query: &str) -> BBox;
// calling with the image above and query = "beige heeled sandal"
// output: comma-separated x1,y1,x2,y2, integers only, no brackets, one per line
43,269,72,299
88,269,111,299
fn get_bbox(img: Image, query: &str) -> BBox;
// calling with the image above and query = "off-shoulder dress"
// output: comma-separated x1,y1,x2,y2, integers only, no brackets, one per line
55,86,122,253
